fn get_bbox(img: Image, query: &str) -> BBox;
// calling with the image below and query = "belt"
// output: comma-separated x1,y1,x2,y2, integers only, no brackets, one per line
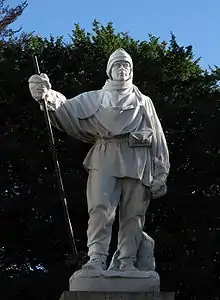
97,134,129,142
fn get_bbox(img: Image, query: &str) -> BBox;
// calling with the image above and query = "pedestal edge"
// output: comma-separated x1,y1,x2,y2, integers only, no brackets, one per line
60,291,175,300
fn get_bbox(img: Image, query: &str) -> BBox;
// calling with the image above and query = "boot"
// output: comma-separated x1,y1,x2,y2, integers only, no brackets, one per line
81,254,107,271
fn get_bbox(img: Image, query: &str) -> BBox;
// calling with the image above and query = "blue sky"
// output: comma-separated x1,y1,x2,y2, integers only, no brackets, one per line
7,0,220,70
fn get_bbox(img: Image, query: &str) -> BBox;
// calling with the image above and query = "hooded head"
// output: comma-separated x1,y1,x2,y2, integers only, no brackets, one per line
106,48,133,81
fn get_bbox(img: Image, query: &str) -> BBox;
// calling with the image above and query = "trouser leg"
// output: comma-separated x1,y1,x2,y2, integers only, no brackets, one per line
86,170,121,258
118,178,150,263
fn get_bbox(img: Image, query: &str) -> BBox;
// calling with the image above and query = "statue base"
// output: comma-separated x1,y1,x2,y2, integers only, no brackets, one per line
69,270,160,292
58,270,175,299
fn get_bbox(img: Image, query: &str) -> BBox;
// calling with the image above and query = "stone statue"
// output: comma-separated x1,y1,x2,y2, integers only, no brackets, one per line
28,49,170,276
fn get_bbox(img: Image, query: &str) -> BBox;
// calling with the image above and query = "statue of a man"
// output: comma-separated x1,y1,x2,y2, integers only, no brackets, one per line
28,49,170,273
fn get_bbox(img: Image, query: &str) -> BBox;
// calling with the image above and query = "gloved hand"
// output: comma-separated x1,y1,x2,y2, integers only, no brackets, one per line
28,73,52,101
150,180,167,199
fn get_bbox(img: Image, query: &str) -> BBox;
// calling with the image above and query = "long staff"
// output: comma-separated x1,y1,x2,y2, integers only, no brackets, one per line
32,55,78,263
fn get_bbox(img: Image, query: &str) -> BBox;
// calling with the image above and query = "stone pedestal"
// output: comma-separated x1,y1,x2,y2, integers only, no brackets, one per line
69,270,160,293
58,269,175,299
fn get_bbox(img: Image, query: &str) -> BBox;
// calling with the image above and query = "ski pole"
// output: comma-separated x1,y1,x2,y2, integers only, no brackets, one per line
32,55,78,264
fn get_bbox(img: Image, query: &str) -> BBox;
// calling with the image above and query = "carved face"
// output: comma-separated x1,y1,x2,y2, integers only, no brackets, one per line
111,60,131,81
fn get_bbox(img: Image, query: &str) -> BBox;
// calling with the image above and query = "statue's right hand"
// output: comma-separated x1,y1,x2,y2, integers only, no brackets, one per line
28,73,52,101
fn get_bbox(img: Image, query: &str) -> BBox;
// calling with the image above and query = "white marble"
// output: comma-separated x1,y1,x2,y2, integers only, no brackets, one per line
28,49,170,278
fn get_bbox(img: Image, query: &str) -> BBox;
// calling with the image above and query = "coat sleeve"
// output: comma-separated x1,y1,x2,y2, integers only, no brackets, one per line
39,89,95,143
146,97,170,199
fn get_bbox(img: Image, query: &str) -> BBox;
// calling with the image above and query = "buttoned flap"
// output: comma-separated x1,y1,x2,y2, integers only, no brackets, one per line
129,129,153,147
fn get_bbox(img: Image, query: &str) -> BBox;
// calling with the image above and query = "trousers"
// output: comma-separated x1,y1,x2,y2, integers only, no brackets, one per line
86,169,151,261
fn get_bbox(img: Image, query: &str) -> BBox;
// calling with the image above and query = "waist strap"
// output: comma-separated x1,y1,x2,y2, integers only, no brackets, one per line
97,134,129,143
